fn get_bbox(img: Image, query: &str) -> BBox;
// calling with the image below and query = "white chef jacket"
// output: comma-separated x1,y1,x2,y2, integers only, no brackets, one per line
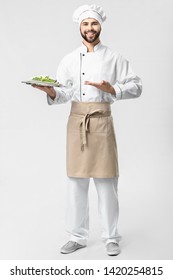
47,42,142,105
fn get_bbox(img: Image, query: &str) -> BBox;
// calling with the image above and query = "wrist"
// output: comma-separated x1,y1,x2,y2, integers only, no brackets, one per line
109,86,116,95
48,88,56,99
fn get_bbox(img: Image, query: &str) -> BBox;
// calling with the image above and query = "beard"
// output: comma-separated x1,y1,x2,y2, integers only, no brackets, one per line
80,29,101,43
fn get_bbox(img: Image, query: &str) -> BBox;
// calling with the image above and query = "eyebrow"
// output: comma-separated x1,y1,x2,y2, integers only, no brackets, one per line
81,21,99,24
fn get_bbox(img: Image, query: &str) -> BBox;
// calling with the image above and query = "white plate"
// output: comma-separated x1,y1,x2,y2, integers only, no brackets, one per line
21,80,61,87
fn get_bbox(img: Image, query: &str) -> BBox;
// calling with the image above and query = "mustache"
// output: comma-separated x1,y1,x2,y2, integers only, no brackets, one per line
85,30,97,34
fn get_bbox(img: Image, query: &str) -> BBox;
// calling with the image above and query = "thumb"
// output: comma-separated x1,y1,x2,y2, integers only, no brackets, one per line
84,81,90,85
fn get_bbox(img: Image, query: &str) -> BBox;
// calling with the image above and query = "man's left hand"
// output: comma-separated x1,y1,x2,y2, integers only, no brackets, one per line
84,80,116,95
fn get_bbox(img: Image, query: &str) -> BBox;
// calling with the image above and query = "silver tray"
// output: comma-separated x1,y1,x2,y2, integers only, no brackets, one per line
21,80,61,87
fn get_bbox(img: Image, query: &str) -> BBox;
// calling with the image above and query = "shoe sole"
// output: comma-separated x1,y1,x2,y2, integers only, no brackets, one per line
60,245,86,254
107,249,121,256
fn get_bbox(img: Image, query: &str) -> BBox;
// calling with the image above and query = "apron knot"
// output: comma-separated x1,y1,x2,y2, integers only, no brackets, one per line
80,109,105,151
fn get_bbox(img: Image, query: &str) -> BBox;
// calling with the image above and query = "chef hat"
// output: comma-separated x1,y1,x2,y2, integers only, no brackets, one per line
72,4,106,25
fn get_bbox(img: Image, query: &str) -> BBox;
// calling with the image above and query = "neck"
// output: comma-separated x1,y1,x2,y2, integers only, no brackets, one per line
83,38,100,52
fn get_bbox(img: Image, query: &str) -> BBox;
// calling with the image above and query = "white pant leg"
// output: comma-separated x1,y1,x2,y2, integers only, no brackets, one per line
93,177,121,245
66,177,90,246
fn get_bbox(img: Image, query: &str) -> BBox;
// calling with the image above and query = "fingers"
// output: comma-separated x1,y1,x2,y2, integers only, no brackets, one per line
84,81,107,91
32,85,53,92
84,81,94,85
84,80,113,94
85,80,107,86
32,85,45,90
84,81,100,87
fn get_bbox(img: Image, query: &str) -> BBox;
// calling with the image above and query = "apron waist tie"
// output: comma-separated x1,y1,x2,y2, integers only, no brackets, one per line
71,109,111,151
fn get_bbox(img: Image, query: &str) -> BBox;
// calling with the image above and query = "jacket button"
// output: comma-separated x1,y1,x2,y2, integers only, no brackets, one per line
83,93,85,95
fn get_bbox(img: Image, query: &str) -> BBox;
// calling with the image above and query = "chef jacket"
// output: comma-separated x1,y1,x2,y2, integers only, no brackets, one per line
47,42,142,105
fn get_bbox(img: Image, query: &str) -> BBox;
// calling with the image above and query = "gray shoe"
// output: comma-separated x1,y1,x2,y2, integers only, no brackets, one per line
106,242,121,256
60,241,86,254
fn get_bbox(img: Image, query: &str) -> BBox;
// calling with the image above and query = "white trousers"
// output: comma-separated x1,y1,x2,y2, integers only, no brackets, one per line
65,177,120,246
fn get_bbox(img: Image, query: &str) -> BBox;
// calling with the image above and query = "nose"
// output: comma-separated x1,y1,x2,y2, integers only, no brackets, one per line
87,23,93,29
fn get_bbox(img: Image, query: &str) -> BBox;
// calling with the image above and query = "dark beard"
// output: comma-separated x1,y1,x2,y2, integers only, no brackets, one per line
80,29,101,43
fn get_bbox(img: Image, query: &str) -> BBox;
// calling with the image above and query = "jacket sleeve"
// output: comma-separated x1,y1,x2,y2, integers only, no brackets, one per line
112,55,142,100
47,57,74,105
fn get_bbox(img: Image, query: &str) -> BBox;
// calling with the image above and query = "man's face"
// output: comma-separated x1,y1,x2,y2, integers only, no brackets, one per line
80,18,101,43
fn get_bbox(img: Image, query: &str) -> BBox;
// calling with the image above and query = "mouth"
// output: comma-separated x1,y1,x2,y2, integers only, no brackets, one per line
87,33,96,38
86,31,96,35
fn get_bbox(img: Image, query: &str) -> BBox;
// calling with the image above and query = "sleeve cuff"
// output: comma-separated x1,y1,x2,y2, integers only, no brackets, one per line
47,88,60,105
112,84,122,100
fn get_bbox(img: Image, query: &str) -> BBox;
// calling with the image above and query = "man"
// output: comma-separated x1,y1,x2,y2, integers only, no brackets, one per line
33,4,142,256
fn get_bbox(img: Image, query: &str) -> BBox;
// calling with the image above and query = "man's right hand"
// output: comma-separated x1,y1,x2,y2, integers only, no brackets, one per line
32,85,56,100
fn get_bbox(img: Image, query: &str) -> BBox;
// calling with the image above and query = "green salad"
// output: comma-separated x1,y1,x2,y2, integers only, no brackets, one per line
32,75,56,83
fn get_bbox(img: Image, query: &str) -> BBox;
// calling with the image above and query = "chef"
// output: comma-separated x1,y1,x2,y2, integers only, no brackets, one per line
33,4,142,256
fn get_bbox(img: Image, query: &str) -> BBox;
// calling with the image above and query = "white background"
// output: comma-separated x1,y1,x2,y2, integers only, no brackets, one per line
0,0,173,260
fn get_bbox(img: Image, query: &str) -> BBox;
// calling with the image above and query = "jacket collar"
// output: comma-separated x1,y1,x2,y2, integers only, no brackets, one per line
80,41,102,53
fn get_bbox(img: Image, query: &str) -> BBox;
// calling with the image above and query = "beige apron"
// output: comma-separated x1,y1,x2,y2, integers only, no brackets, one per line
66,101,119,178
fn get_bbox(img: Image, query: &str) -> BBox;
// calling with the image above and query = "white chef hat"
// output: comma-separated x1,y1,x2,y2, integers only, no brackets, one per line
72,4,106,26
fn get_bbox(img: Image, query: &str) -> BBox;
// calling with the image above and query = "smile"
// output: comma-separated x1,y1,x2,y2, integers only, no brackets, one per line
86,31,96,34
